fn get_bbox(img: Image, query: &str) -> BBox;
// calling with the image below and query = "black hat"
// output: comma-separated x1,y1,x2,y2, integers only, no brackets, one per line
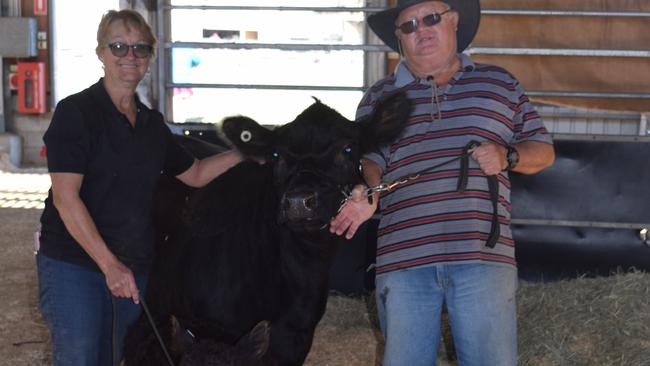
367,0,481,53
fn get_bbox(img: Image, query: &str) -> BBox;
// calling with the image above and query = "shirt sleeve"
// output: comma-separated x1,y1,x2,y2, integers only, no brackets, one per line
512,83,554,145
357,89,389,173
163,127,196,177
43,99,91,174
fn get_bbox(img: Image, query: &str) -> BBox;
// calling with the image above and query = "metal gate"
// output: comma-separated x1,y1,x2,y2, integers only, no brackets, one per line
153,1,391,124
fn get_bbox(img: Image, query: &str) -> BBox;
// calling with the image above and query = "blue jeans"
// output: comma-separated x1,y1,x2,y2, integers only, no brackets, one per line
36,253,148,366
375,263,518,366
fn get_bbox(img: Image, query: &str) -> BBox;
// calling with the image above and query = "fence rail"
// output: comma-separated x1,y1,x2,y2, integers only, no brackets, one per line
155,1,649,129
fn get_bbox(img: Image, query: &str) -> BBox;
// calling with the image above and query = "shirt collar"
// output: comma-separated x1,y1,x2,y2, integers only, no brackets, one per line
90,78,120,116
90,78,150,125
394,53,476,88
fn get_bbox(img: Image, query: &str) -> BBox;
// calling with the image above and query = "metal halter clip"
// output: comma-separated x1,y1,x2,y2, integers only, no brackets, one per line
363,173,422,205
365,183,390,195
361,184,382,205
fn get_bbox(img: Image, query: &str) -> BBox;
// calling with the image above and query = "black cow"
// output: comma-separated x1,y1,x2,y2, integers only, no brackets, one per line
124,315,269,365
124,92,411,365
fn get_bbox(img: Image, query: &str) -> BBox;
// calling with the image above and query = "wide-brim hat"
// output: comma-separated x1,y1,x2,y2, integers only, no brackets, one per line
368,0,481,53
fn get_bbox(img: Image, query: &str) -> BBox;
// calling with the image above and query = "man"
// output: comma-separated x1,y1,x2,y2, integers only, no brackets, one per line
330,0,555,365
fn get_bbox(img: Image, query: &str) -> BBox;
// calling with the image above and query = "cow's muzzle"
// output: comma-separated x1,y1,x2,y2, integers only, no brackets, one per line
278,190,319,224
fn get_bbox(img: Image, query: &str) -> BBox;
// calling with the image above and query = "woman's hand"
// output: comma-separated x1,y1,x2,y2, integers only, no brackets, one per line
102,257,140,304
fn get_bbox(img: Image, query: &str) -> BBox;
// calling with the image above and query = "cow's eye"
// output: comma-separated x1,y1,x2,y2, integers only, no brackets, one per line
343,145,353,154
271,151,281,159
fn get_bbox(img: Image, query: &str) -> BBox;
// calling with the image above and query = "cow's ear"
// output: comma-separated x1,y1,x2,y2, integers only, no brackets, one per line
170,315,195,354
235,320,271,360
357,91,412,152
221,116,274,159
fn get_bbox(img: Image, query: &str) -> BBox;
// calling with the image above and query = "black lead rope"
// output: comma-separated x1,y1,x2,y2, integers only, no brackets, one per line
141,297,176,366
485,174,501,248
111,296,175,366
455,141,478,193
360,140,501,249
457,141,500,248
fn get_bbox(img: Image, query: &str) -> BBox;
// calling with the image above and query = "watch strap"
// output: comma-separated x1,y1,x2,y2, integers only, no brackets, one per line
506,145,519,171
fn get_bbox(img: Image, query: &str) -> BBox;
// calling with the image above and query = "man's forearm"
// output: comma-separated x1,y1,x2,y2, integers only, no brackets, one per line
511,141,555,175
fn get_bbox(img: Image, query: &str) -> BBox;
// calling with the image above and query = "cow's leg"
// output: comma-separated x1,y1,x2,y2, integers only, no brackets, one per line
264,323,317,365
263,291,328,365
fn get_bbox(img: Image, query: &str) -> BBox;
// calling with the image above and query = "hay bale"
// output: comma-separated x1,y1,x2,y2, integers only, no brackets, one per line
518,270,650,366
304,295,381,366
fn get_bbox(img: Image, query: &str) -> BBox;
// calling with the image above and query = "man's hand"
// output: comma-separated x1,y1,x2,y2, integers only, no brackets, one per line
470,141,507,176
330,184,377,240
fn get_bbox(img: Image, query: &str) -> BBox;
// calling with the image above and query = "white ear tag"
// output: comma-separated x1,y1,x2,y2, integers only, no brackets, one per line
240,130,252,142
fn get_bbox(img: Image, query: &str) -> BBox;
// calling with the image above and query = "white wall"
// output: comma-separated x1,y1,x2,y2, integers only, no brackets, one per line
51,0,119,103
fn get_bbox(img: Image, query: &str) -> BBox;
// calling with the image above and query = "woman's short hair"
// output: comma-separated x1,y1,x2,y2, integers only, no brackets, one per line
95,9,157,57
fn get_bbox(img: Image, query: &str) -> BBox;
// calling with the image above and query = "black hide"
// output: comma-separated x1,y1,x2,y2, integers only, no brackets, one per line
123,92,411,365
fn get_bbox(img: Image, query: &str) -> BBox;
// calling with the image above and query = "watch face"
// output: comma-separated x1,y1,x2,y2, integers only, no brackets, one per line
507,146,519,170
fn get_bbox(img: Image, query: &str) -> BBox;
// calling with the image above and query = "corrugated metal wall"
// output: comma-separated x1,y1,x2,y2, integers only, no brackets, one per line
538,105,644,136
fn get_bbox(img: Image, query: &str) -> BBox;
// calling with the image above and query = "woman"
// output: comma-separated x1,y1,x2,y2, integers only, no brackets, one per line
36,9,243,365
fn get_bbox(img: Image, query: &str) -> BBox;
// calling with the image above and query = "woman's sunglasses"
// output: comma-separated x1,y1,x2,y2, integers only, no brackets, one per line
106,42,153,58
396,9,452,34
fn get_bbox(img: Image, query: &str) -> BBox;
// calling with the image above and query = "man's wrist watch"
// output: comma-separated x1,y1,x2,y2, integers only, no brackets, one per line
505,145,520,171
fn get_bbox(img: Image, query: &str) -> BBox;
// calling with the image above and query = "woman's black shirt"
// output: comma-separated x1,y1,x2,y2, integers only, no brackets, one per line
39,79,194,273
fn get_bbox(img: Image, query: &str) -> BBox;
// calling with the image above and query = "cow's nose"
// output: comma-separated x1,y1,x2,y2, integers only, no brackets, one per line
281,192,317,221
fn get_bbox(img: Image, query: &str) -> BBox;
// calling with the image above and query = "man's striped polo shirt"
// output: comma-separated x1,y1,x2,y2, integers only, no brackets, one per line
358,54,553,277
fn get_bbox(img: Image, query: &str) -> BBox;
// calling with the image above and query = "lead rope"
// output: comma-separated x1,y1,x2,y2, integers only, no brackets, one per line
141,297,176,366
357,141,481,202
111,296,176,366
456,143,501,248
342,141,501,248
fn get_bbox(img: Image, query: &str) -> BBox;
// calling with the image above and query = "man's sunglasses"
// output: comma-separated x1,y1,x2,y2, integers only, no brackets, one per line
396,9,452,34
106,42,153,58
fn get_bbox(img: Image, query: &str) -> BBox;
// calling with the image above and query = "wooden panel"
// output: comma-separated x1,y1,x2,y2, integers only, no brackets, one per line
472,54,649,93
473,0,650,112
474,16,650,49
471,54,650,112
481,0,650,11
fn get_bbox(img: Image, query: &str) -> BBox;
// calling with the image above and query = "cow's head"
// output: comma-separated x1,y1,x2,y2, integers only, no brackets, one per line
222,92,411,232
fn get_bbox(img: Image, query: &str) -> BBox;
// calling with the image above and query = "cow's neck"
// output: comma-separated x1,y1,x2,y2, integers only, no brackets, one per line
283,230,338,263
